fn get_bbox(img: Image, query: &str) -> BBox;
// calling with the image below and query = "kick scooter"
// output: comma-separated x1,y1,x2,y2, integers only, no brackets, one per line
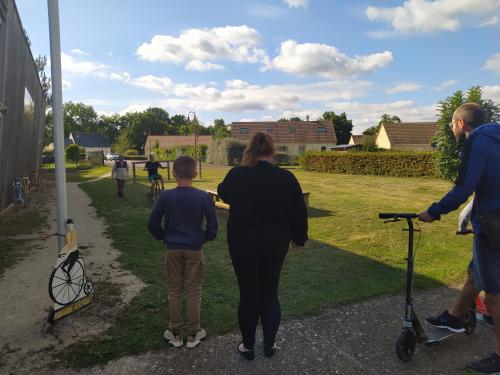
379,212,476,362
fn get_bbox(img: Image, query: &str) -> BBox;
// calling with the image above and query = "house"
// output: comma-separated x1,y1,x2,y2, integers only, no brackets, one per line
144,135,213,154
230,121,337,154
349,134,376,146
375,122,438,151
44,138,75,152
69,131,111,155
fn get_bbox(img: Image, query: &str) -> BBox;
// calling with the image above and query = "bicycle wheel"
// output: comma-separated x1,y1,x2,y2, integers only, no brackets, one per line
48,259,85,305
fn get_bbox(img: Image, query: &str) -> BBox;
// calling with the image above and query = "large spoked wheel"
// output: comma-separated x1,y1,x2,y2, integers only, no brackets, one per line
48,259,85,305
153,180,161,200
396,331,417,362
464,309,477,336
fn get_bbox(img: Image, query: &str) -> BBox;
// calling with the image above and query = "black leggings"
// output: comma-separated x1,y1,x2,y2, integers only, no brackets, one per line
230,246,288,349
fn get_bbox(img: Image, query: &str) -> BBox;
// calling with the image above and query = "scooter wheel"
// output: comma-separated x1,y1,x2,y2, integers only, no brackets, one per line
396,331,416,362
464,309,477,336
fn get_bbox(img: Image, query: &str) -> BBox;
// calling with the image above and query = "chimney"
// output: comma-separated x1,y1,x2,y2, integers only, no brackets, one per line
306,115,310,122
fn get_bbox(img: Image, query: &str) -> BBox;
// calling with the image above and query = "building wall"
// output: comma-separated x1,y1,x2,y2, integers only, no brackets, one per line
375,126,391,149
0,0,46,211
275,143,335,154
84,147,111,155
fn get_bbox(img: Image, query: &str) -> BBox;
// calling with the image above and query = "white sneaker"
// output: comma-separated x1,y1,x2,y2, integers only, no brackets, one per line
163,330,183,348
186,328,206,349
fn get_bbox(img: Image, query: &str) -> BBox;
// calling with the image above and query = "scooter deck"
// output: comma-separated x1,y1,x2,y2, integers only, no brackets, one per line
424,325,461,344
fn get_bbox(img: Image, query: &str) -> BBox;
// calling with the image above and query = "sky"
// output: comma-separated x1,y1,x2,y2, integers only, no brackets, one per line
16,0,500,133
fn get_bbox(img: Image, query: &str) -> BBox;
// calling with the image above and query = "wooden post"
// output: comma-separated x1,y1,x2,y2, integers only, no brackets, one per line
167,160,171,181
133,162,136,183
199,160,202,179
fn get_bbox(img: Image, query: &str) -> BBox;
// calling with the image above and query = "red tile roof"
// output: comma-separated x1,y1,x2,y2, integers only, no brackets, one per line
382,122,438,146
230,121,337,144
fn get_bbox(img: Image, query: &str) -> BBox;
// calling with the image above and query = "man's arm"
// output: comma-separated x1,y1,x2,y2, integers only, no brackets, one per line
290,174,308,247
425,138,486,221
202,194,218,241
148,194,166,241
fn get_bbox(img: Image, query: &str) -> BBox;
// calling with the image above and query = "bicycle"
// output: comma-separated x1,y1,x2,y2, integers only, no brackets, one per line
13,177,25,205
22,176,31,202
152,177,161,200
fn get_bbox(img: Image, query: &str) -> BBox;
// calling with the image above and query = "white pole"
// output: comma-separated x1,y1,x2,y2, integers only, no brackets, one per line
48,0,67,250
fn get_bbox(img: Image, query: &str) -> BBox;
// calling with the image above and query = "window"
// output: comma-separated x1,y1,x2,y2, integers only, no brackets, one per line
316,127,326,133
239,127,249,134
266,128,273,133
321,146,326,151
299,145,306,153
288,127,295,134
277,145,288,152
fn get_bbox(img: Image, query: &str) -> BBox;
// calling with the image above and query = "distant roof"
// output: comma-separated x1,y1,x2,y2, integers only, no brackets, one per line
145,135,213,150
64,138,74,148
71,131,110,148
230,121,337,144
350,134,376,145
382,122,438,146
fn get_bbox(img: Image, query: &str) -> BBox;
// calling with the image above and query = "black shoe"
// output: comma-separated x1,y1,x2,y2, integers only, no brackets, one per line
238,342,255,361
264,342,277,358
426,310,465,332
466,353,500,374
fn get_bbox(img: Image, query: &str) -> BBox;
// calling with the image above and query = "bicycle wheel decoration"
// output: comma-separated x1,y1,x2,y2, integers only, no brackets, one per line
48,258,85,305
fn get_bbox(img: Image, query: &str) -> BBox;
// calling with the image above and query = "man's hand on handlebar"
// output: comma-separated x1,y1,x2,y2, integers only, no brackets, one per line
418,211,434,223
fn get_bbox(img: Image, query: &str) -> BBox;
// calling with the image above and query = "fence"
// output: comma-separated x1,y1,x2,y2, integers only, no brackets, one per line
0,0,46,212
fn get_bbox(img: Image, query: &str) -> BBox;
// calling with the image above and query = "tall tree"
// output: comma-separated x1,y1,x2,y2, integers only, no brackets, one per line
321,111,353,145
122,107,170,152
433,86,500,180
210,118,229,140
170,114,191,135
63,102,99,137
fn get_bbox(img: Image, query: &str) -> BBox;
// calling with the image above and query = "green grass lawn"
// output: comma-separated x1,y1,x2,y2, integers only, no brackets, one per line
63,165,471,367
43,164,111,183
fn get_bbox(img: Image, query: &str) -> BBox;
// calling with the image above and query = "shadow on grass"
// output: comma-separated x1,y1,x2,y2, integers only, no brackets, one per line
61,178,444,368
308,206,336,218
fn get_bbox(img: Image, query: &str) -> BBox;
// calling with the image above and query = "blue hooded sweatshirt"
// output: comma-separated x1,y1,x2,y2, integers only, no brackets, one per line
428,123,500,232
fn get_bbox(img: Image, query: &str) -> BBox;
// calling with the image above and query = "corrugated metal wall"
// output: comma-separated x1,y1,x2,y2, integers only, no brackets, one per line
0,0,46,211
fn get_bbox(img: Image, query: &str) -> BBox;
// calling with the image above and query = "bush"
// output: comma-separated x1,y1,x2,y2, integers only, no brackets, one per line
76,161,92,170
273,153,290,166
125,155,147,161
153,144,208,161
206,138,246,165
300,151,438,178
124,149,139,156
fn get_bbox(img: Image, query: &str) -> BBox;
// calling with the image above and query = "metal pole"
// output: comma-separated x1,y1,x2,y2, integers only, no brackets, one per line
48,0,67,250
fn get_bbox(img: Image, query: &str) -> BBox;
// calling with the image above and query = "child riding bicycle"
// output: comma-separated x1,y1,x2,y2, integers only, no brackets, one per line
144,153,166,192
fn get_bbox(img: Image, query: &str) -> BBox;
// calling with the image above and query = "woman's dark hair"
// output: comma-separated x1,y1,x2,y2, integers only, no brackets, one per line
242,132,275,167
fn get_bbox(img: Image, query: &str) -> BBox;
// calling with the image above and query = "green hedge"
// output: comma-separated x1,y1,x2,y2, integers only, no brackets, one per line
124,149,139,156
206,138,246,165
125,155,148,161
153,145,208,162
300,151,438,177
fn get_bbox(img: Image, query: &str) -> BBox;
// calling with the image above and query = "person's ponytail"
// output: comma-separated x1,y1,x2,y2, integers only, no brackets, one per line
241,132,275,167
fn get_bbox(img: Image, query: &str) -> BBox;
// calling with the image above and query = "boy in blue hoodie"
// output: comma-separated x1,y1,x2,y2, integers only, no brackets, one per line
148,156,218,349
419,103,500,374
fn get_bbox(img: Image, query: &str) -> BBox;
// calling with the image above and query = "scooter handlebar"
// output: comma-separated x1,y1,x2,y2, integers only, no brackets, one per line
379,213,418,220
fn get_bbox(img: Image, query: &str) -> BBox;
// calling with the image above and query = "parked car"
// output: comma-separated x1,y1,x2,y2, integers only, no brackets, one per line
106,153,119,161
42,155,55,164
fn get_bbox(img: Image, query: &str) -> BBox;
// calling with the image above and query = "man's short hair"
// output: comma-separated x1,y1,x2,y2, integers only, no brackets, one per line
173,156,197,179
454,103,485,129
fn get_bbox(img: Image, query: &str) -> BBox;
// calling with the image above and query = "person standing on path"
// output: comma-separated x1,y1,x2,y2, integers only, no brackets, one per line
112,155,128,198
419,103,500,374
217,132,308,360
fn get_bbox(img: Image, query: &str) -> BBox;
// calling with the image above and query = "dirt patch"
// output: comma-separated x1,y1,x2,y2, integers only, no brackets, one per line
0,178,144,374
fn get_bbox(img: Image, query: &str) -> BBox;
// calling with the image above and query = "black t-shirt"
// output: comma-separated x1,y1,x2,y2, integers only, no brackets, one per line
145,161,161,176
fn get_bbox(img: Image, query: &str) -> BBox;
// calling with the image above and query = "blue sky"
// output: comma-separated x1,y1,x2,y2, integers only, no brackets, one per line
17,0,500,133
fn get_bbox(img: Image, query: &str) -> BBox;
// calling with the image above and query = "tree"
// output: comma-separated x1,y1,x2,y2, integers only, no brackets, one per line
34,55,51,104
122,107,170,152
363,126,377,135
170,114,191,135
379,114,401,126
113,132,133,154
433,86,500,180
321,111,353,145
210,118,229,140
98,113,125,144
65,144,82,166
63,102,99,137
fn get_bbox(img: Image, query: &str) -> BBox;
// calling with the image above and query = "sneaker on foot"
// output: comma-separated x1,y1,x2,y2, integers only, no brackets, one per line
264,342,277,358
426,310,465,332
163,330,183,348
186,328,206,349
466,353,500,374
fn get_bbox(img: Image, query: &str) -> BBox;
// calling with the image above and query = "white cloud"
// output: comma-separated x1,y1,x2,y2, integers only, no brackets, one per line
480,15,499,26
60,52,109,78
267,40,393,78
386,82,422,94
110,72,131,81
185,60,225,72
484,53,500,75
483,85,500,104
434,79,458,91
285,0,309,8
248,4,287,18
128,75,174,94
62,79,72,91
136,25,269,70
366,0,500,35
70,48,90,56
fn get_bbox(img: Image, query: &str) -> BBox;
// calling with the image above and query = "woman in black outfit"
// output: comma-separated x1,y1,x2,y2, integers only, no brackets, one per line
218,132,308,360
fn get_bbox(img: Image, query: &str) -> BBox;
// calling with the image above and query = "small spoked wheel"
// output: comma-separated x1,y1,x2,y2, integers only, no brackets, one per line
48,259,85,305
396,331,416,362
84,280,94,295
464,309,477,336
